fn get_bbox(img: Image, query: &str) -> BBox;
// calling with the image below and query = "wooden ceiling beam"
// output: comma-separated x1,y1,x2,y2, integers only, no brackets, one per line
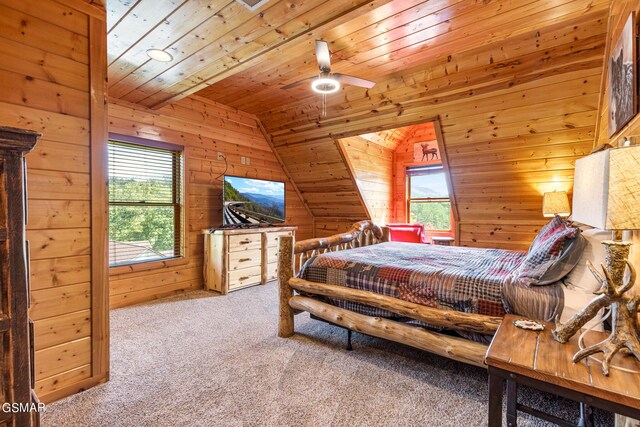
199,0,607,115
266,65,600,147
227,8,607,116
264,42,604,141
197,0,457,105
122,0,334,104
266,66,602,137
144,0,399,109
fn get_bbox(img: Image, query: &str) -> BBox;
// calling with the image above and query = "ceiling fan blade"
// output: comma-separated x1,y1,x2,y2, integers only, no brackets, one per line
315,40,331,72
333,73,376,88
281,76,316,90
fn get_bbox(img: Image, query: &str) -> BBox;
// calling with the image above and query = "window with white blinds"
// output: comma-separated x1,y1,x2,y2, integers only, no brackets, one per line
406,165,452,231
108,137,184,267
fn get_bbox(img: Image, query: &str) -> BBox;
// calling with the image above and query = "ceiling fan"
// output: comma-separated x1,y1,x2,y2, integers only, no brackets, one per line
281,40,376,94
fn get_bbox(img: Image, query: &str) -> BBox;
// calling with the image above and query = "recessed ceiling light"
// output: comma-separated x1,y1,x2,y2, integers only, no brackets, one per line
146,49,173,62
311,77,340,94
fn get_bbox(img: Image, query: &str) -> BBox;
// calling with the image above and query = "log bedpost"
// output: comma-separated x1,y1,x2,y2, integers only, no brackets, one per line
278,235,295,337
381,226,390,243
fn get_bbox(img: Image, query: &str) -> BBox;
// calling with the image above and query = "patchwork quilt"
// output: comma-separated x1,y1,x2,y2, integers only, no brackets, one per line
298,242,563,323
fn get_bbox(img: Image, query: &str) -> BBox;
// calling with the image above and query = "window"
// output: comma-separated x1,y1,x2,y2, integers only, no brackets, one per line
407,165,452,231
108,137,184,267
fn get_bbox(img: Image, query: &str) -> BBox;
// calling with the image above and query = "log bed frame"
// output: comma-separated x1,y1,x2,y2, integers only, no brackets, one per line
277,220,503,367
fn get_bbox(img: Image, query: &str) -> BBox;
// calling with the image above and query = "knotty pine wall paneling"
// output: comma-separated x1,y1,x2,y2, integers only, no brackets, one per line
108,96,313,308
389,122,458,242
260,8,606,250
390,122,438,224
337,136,392,224
0,0,109,403
275,134,369,238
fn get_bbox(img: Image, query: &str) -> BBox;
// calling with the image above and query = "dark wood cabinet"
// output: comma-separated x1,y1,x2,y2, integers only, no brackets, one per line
0,127,40,427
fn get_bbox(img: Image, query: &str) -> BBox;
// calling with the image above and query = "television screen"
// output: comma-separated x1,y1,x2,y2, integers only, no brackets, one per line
223,176,286,226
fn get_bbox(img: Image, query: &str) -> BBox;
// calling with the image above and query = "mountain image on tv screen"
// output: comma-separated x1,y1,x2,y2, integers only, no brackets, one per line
223,176,285,226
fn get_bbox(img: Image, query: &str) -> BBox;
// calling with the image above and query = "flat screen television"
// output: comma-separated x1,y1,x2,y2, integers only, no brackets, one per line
223,175,286,226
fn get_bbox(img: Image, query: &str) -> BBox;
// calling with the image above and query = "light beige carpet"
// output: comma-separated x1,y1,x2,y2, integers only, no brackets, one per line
43,283,612,427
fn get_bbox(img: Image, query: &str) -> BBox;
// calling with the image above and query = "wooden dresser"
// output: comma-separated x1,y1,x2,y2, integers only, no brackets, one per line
0,127,41,426
203,226,296,294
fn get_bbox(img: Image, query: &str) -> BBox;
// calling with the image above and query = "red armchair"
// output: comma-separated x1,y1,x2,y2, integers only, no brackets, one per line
385,223,429,244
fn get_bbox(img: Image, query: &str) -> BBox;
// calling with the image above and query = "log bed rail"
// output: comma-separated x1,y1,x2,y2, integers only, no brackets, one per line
277,220,502,367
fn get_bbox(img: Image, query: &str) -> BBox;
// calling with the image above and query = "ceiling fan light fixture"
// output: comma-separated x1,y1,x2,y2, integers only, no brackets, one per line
146,49,173,62
311,77,340,94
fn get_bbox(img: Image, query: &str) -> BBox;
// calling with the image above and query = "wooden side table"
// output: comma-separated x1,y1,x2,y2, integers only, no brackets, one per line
485,314,640,427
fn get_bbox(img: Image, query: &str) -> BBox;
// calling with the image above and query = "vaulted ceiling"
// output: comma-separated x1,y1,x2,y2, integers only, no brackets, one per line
107,0,611,247
106,0,406,108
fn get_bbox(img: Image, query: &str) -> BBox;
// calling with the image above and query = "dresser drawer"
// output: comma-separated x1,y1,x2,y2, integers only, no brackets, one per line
228,233,262,252
266,231,294,248
228,266,262,290
266,262,278,281
266,246,279,265
228,249,261,270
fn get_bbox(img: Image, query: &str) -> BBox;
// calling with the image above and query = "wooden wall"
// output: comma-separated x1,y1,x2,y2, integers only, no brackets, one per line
108,96,313,308
338,136,392,224
262,7,608,250
390,122,437,223
338,122,456,242
278,136,368,238
0,0,108,403
389,122,456,242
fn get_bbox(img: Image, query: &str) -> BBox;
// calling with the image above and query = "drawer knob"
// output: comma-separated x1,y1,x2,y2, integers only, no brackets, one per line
239,276,249,281
239,258,251,262
240,239,251,244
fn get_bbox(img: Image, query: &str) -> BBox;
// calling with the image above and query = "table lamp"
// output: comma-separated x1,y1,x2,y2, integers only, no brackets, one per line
542,191,571,217
552,145,640,375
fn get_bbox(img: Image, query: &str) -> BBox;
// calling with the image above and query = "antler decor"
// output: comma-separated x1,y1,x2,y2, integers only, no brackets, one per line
553,242,640,376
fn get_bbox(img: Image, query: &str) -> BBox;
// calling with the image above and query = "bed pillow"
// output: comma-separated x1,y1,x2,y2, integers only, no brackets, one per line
560,228,610,330
517,216,579,286
536,232,586,285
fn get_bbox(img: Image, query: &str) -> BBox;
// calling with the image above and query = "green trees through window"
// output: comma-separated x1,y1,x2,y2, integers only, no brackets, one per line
409,201,451,231
108,140,183,267
407,166,452,231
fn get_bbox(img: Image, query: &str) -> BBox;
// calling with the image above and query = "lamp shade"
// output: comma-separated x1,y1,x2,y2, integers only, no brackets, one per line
572,145,640,230
542,191,571,217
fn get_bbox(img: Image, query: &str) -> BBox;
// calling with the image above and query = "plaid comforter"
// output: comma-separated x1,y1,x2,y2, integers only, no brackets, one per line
298,242,562,323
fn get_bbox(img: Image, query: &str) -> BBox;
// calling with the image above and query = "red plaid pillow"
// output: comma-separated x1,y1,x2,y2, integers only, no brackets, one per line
517,216,578,285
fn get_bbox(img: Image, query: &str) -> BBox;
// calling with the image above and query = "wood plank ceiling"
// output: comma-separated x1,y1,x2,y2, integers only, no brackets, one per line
108,0,611,248
106,0,400,108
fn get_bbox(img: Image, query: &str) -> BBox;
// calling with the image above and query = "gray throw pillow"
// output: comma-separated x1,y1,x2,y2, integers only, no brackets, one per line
535,231,586,285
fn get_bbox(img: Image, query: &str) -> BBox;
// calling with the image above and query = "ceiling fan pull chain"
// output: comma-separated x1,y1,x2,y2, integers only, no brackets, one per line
322,93,327,117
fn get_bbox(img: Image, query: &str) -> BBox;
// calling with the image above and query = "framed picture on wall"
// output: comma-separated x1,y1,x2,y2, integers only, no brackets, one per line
608,12,637,137
413,141,439,163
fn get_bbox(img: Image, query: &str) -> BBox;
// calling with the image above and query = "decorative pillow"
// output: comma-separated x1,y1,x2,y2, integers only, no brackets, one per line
536,232,586,285
517,216,579,286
